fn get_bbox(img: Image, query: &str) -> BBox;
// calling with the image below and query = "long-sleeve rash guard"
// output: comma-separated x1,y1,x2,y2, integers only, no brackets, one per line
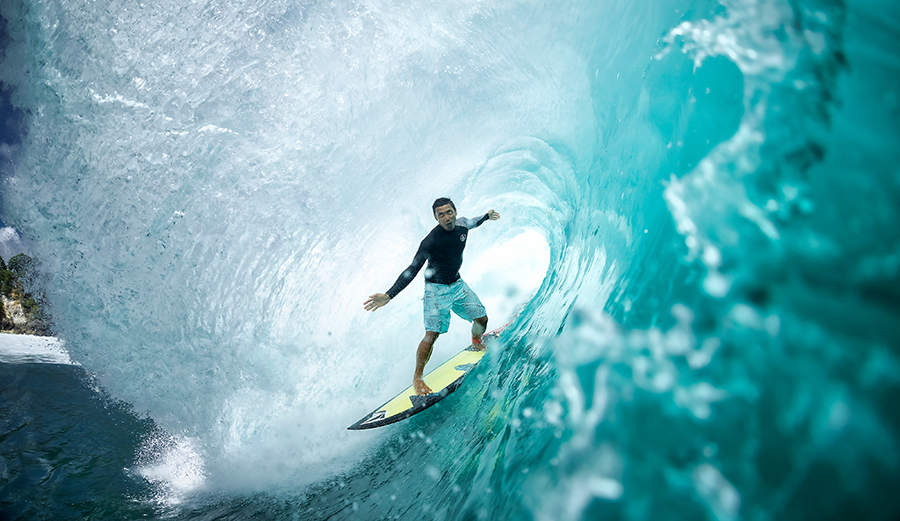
386,213,490,299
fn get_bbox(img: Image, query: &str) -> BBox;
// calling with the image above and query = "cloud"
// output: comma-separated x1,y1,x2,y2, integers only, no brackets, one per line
0,143,18,159
0,227,28,261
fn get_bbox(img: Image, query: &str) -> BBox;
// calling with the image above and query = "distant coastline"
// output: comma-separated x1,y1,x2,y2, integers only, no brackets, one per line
1,254,51,336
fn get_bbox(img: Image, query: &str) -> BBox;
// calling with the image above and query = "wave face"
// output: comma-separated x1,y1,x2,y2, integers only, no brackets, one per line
2,0,900,518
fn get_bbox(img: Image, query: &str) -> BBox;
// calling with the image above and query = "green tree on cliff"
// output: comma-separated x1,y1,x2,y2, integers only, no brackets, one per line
0,255,15,297
2,254,34,296
0,256,12,329
7,253,33,277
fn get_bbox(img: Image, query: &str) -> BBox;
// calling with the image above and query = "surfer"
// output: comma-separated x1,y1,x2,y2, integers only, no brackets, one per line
364,197,501,396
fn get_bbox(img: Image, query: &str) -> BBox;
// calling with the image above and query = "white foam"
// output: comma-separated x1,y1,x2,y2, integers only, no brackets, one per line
135,433,207,507
0,333,73,365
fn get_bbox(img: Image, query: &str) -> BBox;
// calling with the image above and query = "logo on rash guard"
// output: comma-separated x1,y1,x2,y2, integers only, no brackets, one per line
460,234,466,242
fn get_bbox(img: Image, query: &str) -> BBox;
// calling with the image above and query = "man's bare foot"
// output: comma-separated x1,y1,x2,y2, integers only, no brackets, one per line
413,377,433,396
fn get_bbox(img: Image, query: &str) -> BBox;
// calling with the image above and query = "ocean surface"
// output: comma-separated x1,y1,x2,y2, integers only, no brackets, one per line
1,0,899,519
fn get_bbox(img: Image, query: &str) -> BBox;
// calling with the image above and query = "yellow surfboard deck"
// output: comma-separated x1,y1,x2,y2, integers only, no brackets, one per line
348,331,499,430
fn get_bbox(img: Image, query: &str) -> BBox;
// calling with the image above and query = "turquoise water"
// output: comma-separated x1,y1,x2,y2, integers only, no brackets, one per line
1,0,899,519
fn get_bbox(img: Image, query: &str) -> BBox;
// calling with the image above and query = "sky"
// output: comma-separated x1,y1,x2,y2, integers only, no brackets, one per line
0,82,27,262
1,13,28,262
0,227,28,262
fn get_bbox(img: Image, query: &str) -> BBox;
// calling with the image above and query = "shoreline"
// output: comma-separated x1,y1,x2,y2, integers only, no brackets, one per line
0,331,70,365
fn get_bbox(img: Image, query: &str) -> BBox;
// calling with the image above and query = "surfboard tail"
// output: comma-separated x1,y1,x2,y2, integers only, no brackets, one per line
347,392,448,430
347,326,507,430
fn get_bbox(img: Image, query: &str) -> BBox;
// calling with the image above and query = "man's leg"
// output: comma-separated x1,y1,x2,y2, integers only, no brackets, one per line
413,331,440,395
420,283,451,395
471,315,488,348
450,280,488,348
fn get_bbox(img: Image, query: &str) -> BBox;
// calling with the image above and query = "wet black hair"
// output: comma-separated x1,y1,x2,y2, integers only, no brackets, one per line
432,197,456,214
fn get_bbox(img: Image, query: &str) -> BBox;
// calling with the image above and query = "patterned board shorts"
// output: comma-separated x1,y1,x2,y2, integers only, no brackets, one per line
423,279,487,334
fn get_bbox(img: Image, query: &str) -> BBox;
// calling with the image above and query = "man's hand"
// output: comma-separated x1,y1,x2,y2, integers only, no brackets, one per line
488,209,500,220
364,293,391,312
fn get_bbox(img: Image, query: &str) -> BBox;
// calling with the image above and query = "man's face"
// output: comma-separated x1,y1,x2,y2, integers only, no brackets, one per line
434,204,457,231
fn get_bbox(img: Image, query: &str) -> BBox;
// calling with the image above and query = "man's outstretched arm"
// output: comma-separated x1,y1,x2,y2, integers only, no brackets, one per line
364,246,427,312
459,209,500,229
364,293,390,311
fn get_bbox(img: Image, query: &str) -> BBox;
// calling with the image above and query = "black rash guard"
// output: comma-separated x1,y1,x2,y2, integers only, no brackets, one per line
386,214,490,299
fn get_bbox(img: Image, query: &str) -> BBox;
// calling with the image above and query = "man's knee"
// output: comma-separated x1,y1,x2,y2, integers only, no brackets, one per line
474,315,488,327
423,331,440,345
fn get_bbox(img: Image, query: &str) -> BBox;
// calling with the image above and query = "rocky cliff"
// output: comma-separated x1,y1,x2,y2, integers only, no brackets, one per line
1,254,50,336
1,293,48,336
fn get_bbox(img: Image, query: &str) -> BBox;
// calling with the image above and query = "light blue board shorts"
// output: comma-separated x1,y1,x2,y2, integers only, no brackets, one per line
423,279,486,334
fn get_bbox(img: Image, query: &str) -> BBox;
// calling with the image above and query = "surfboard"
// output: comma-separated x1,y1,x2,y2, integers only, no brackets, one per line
347,329,502,430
